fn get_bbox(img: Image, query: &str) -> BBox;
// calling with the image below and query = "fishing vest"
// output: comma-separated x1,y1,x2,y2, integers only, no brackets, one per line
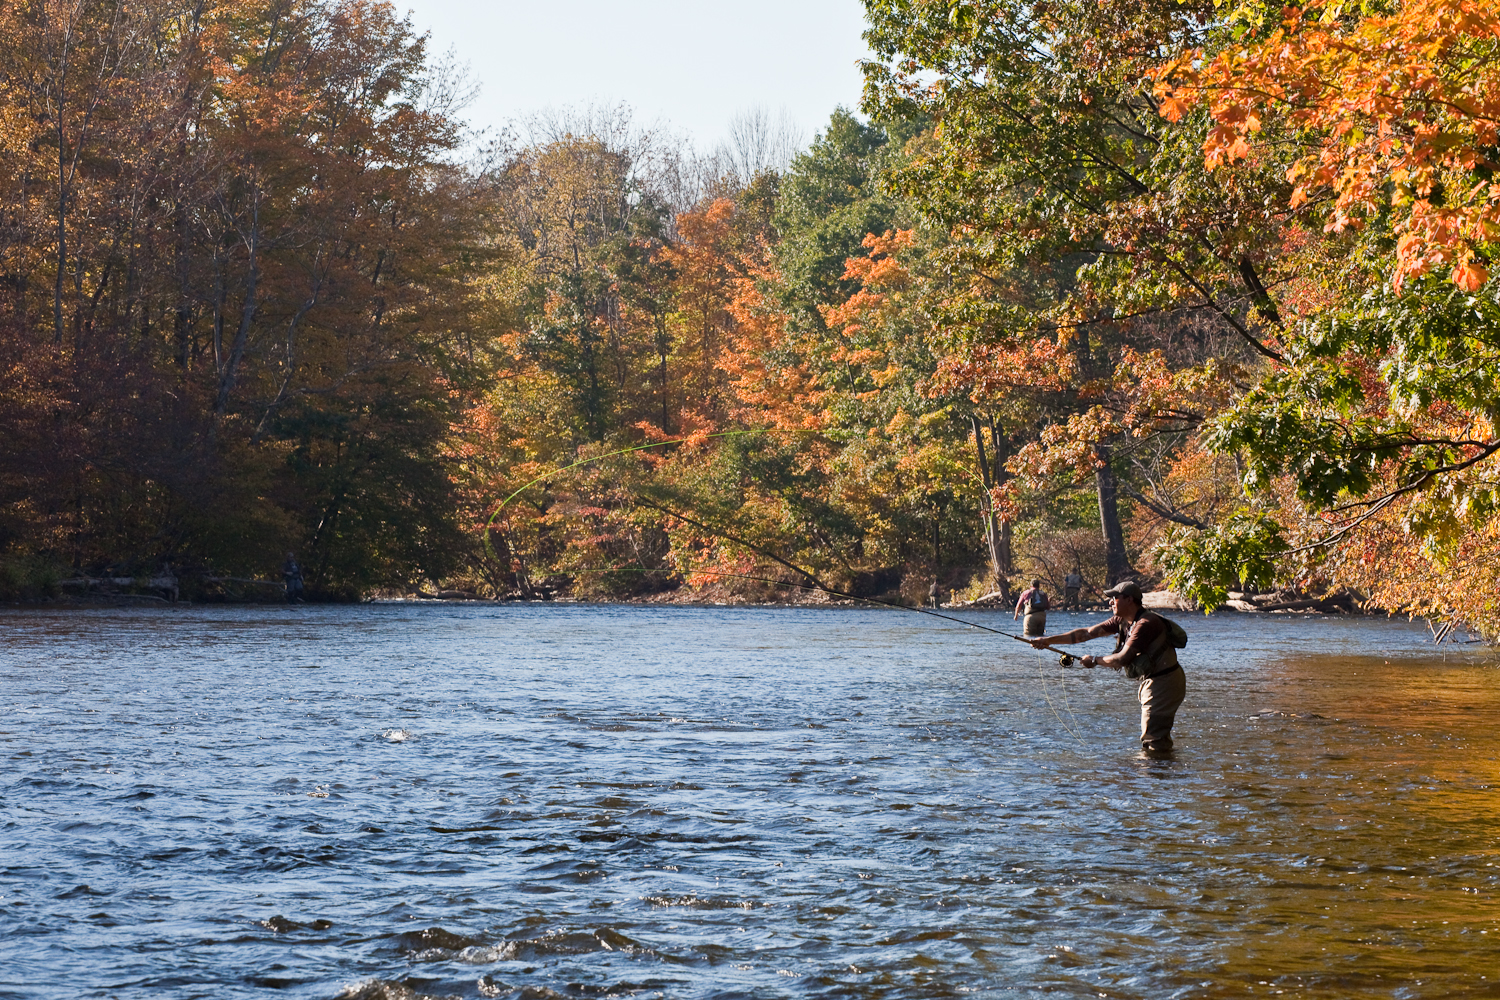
1113,611,1184,679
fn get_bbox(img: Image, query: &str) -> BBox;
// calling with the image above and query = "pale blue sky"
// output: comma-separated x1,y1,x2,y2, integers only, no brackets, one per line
398,0,871,149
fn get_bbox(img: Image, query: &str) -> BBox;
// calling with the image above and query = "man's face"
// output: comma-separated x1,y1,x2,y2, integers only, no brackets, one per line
1108,594,1138,617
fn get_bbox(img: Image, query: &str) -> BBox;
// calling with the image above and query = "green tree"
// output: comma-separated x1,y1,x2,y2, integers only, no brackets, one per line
860,0,1287,583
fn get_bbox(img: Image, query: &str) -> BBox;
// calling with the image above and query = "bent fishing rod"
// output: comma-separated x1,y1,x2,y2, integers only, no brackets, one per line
483,427,993,569
483,428,1065,652
704,568,1037,641
541,562,1042,646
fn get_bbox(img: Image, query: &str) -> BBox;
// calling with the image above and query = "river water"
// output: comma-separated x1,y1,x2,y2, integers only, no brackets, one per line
2,604,1498,999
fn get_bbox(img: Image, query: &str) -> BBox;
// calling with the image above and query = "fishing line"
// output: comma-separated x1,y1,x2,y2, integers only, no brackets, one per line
486,442,1030,638
542,559,1098,748
496,555,1100,746
1012,603,1073,739
1036,630,1086,740
1050,645,1089,745
484,434,1092,737
1011,601,1087,746
524,561,1095,746
1031,635,1086,745
483,425,1000,577
677,566,1086,746
1055,649,1084,735
483,428,811,563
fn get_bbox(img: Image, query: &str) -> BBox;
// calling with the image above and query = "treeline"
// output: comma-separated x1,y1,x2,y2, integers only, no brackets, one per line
4,0,1499,636
0,0,487,597
456,108,1001,603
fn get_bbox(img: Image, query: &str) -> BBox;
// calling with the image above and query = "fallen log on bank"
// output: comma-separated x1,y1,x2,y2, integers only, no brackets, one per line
59,575,180,589
59,576,180,601
1220,589,1361,614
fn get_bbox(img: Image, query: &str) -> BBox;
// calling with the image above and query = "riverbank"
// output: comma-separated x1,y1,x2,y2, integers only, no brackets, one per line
3,569,1417,634
953,586,1376,617
9,580,1381,614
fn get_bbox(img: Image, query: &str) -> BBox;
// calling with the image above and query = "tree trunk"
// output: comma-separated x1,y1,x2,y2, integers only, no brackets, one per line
217,180,260,418
657,313,670,433
987,415,1012,574
998,516,1013,577
1095,444,1131,584
971,414,1004,583
174,201,192,368
54,40,70,347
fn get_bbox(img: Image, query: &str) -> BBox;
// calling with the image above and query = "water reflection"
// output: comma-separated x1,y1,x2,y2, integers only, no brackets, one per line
0,605,1495,999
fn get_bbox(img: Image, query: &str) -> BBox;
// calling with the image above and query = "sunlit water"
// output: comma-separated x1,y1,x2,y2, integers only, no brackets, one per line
3,604,1498,999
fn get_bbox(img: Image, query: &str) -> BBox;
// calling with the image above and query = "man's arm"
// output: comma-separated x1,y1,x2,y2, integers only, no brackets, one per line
1029,621,1113,649
1082,646,1131,670
1081,619,1156,670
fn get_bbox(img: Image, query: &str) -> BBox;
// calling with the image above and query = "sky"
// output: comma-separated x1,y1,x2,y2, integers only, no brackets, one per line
395,0,873,152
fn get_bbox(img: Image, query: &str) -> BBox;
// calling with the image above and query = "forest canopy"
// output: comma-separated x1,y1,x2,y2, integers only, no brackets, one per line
2,0,1497,637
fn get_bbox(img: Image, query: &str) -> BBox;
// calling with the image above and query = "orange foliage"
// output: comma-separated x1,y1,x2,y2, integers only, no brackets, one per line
1160,0,1500,290
661,199,744,423
933,339,1077,400
721,259,829,431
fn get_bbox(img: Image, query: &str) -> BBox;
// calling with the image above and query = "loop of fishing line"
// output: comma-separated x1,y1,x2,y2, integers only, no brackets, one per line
1051,646,1088,746
486,440,1099,746
1031,638,1087,746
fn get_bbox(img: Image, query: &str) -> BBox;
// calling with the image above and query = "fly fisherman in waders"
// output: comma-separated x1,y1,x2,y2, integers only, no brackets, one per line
1014,578,1049,637
1028,580,1186,752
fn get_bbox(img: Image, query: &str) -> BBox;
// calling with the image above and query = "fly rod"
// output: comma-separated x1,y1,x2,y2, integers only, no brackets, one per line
483,433,1043,648
532,563,1040,645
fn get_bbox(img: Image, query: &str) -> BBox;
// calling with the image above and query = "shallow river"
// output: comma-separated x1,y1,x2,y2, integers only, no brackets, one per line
3,604,1499,999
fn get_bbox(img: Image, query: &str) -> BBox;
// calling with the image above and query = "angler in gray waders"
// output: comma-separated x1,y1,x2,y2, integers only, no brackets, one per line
1028,580,1187,752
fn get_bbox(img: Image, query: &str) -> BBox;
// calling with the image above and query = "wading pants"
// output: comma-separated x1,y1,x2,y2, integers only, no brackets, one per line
1022,611,1046,637
1137,666,1186,750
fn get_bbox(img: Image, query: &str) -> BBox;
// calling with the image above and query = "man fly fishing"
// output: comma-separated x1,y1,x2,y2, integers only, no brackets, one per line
1027,580,1186,752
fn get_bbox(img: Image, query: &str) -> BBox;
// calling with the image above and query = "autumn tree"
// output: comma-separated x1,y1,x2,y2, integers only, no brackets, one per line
0,0,495,595
861,0,1289,585
452,111,733,596
1152,0,1500,632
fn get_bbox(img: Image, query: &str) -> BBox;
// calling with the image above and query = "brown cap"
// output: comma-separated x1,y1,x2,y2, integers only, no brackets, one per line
1103,580,1143,601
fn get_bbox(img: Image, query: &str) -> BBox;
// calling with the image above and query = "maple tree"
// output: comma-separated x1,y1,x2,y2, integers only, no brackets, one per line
1160,0,1500,291
1143,0,1500,633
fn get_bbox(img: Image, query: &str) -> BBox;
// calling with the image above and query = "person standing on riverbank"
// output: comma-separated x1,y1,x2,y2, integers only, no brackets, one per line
1014,579,1049,636
1027,580,1185,752
282,553,304,603
1064,566,1084,609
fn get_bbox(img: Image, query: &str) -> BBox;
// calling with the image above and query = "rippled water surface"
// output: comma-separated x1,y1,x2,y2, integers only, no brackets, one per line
4,604,1500,999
